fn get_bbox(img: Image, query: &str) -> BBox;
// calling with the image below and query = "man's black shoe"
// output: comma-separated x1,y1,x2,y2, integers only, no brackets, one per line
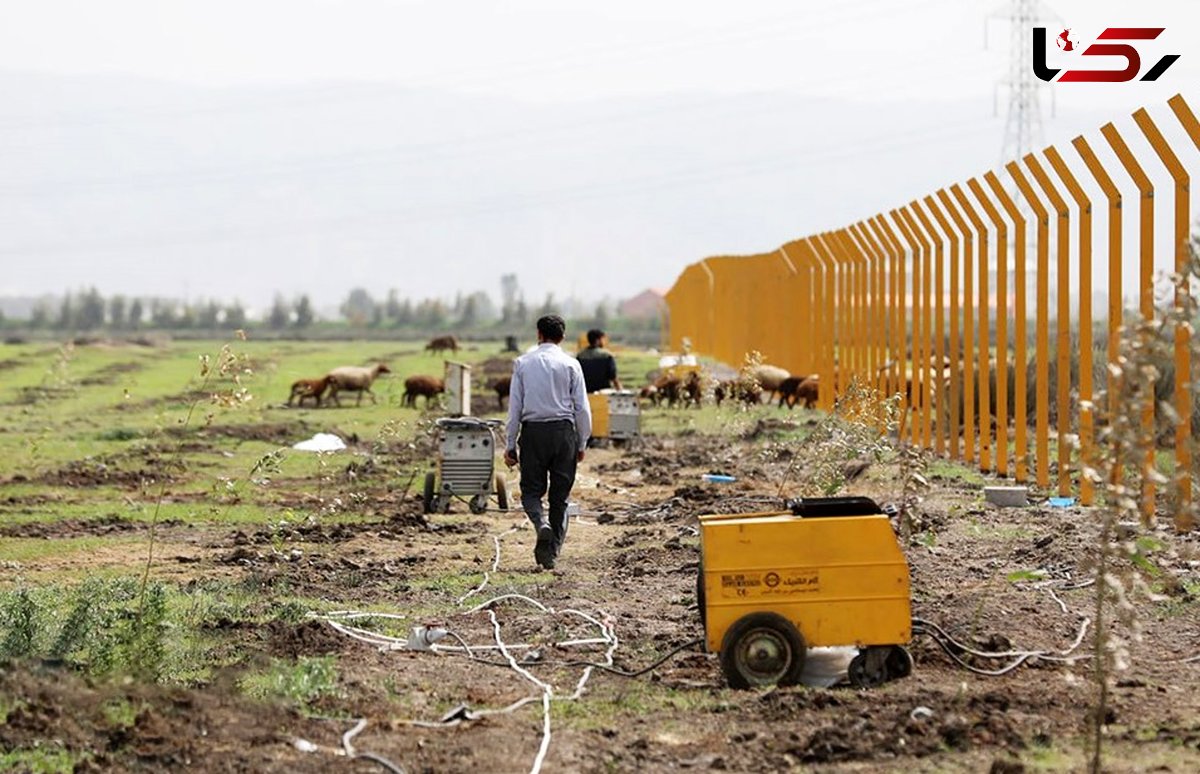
534,525,555,569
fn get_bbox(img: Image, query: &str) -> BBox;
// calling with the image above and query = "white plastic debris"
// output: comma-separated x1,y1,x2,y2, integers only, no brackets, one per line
407,625,449,651
292,433,347,452
800,646,858,687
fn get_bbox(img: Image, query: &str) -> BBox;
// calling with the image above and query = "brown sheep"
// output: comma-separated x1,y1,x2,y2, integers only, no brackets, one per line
425,335,459,355
403,374,445,408
715,379,761,407
638,383,660,406
772,376,820,410
488,375,512,410
287,376,331,408
794,375,820,409
326,363,391,407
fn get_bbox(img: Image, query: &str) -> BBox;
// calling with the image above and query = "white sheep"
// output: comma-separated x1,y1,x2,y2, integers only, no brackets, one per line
325,363,391,406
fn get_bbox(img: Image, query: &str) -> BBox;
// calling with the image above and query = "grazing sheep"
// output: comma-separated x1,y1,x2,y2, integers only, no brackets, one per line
425,335,459,355
638,383,660,406
776,375,816,409
683,370,704,408
326,363,391,407
287,376,332,408
403,374,445,408
744,364,791,403
716,378,762,407
794,376,820,409
488,375,512,410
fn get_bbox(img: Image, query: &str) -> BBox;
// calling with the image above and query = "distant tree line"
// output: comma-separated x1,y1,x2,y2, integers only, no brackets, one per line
8,275,659,337
20,287,279,332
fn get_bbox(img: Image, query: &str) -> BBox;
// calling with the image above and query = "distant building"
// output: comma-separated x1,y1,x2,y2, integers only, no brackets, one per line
619,289,666,321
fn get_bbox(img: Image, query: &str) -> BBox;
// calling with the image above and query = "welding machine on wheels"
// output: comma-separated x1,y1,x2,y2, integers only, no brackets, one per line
423,417,508,515
697,496,913,689
586,389,640,447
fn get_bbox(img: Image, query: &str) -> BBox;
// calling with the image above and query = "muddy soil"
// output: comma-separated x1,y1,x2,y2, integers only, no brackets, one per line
2,428,1199,772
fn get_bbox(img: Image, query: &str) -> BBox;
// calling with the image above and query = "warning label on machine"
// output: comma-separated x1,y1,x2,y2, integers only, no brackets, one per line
719,570,821,598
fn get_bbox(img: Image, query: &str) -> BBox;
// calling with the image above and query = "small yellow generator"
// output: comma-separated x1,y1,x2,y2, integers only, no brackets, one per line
587,390,640,445
697,496,912,689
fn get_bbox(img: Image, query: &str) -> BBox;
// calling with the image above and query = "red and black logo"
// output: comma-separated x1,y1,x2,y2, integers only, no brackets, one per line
1033,27,1180,82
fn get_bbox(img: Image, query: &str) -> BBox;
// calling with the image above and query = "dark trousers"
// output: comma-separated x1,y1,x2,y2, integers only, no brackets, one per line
517,420,578,553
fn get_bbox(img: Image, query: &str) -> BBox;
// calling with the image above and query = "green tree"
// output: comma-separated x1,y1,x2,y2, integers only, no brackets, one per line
78,287,106,330
340,288,376,326
384,289,402,323
294,295,314,328
197,301,221,329
57,292,75,330
108,295,127,329
267,295,290,329
150,300,178,328
128,299,144,329
223,302,246,329
30,303,50,329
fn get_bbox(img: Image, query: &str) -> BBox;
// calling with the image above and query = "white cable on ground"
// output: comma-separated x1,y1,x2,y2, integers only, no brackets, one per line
457,527,518,606
488,609,555,774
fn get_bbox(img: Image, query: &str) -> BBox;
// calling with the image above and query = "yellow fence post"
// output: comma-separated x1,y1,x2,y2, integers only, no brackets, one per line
901,205,934,450
1026,154,1073,497
873,215,904,405
969,178,1009,477
1007,162,1051,489
1072,136,1123,493
867,220,888,398
855,220,888,398
913,201,946,456
855,221,882,391
835,229,864,389
985,173,1030,483
1102,122,1157,524
1136,102,1194,529
1045,146,1095,505
953,184,991,473
894,208,925,446
944,188,976,463
927,194,962,459
807,236,839,409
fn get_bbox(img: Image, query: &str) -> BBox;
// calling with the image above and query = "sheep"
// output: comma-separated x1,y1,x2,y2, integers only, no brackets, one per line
287,376,332,408
488,375,512,410
426,335,459,355
776,375,816,409
638,383,660,406
715,378,761,407
743,364,791,403
326,363,391,407
403,374,445,408
793,376,820,409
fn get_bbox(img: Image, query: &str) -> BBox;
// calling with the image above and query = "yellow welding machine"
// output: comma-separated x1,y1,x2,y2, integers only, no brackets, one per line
698,496,913,689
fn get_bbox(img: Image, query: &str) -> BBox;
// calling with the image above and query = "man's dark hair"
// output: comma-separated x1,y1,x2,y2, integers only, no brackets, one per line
536,314,566,343
586,328,605,347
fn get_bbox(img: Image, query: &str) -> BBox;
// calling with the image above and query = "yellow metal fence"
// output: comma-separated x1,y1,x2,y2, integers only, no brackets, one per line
664,94,1200,527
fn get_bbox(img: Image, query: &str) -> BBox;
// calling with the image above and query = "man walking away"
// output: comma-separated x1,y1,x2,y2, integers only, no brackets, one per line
504,315,592,569
576,328,623,393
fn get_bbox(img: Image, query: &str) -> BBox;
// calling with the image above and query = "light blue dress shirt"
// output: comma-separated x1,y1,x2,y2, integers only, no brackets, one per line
506,342,593,451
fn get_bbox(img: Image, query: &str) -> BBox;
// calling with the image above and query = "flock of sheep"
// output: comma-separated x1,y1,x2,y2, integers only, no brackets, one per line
285,336,821,414
640,363,820,410
285,336,462,409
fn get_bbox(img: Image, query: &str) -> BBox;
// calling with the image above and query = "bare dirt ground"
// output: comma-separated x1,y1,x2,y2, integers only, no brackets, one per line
3,422,1200,773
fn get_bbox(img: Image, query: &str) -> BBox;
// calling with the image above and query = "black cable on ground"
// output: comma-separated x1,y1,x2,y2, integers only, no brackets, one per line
562,638,705,677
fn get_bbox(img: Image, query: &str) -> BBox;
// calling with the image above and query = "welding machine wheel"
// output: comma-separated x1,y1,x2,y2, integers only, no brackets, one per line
720,612,807,690
423,473,437,515
468,494,488,515
848,645,909,688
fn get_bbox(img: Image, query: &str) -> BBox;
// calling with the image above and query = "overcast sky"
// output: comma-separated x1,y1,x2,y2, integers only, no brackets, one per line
1,0,1197,311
